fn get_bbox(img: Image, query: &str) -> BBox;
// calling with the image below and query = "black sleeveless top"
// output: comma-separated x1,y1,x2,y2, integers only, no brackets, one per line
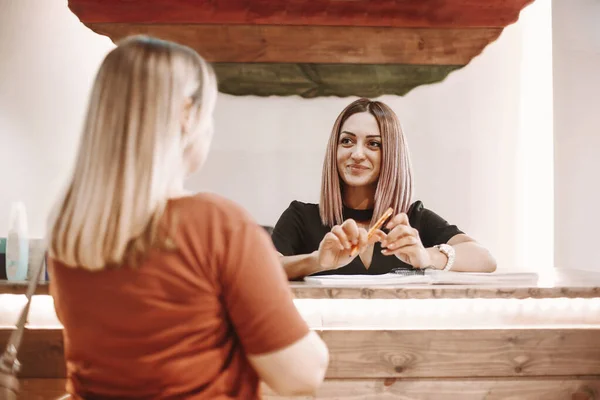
271,200,463,276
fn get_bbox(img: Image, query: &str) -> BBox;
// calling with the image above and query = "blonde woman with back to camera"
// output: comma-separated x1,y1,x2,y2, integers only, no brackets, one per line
47,36,328,400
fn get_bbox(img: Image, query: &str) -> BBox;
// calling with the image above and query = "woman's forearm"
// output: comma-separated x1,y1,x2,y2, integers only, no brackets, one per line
427,242,497,272
452,241,496,272
280,251,323,280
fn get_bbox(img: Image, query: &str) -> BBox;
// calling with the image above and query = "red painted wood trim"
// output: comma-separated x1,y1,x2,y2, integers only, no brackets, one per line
69,0,535,28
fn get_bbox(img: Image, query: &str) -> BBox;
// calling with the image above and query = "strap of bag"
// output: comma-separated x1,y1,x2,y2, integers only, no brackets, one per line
0,245,46,375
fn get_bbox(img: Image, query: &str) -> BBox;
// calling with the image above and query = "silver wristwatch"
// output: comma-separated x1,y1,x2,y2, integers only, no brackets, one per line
434,244,455,271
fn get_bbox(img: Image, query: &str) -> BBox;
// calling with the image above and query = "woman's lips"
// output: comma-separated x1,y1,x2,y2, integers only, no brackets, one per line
348,164,369,173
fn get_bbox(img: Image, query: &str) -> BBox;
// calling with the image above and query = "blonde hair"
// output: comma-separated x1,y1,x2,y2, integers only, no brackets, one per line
320,98,413,227
48,35,217,270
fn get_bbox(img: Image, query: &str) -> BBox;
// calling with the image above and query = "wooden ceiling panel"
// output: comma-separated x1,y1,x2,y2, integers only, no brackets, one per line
70,0,534,28
88,24,502,65
68,0,536,97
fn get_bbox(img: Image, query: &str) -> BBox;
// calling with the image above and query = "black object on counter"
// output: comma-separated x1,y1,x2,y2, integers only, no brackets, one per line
0,238,7,280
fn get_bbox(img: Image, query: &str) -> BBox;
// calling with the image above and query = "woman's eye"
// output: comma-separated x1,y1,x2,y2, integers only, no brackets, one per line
340,138,353,145
370,141,382,148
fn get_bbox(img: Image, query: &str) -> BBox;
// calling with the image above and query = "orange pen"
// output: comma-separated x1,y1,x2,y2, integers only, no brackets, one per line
350,207,394,257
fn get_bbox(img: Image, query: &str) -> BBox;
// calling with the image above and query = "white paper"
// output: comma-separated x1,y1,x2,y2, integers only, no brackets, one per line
304,271,539,286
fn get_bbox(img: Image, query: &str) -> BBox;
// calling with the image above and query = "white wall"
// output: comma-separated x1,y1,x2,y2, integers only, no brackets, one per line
0,0,553,271
553,0,600,270
0,0,114,236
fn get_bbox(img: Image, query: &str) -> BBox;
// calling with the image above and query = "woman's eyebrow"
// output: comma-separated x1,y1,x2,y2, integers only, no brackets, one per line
341,130,381,138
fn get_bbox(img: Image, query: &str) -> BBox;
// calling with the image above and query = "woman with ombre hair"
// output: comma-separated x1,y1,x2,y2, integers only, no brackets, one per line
272,98,497,280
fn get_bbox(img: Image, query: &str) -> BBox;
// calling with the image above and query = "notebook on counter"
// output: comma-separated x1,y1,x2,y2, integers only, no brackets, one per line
304,270,539,286
425,270,539,285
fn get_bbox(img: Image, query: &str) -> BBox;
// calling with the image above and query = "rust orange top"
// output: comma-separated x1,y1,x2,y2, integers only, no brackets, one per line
49,193,309,399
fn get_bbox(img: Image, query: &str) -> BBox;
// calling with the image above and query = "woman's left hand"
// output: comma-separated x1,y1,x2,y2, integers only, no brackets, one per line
380,213,433,269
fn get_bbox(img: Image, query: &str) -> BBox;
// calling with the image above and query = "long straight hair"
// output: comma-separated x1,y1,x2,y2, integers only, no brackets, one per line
48,36,217,270
320,98,413,227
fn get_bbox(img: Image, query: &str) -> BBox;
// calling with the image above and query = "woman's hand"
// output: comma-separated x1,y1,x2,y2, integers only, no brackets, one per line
380,213,433,269
317,219,383,271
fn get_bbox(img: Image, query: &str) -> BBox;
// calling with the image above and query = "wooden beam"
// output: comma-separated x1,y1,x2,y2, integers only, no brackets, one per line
289,283,600,299
7,328,600,379
0,329,65,379
262,378,600,400
87,23,502,66
17,378,600,400
212,63,462,98
4,279,600,299
322,329,600,378
21,379,68,399
69,0,535,28
0,281,49,295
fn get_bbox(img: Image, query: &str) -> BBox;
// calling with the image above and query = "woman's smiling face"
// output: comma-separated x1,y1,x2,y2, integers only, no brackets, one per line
336,112,382,189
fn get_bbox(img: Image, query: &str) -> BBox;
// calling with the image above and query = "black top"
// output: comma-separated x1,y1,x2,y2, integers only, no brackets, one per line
271,200,463,276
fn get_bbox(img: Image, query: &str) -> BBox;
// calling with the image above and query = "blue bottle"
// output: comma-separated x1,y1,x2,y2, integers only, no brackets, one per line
6,202,29,281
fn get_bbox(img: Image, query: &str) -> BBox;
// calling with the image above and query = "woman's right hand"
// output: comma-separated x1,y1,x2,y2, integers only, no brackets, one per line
316,219,383,271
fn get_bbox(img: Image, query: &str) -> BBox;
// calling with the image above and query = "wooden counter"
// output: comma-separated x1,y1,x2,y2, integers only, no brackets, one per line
290,268,600,299
4,269,600,399
7,326,600,399
4,268,600,298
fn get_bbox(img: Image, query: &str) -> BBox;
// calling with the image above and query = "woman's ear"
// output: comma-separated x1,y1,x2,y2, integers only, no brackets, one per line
180,97,194,134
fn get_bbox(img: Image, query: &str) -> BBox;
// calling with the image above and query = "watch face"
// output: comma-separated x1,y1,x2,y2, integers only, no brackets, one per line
438,244,451,253
435,244,455,271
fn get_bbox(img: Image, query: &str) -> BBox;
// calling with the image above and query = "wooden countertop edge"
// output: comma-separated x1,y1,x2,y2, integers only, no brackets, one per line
0,281,50,295
2,281,599,299
289,284,600,299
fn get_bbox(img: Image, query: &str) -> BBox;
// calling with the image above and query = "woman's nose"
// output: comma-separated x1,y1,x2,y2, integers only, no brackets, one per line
351,146,366,160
